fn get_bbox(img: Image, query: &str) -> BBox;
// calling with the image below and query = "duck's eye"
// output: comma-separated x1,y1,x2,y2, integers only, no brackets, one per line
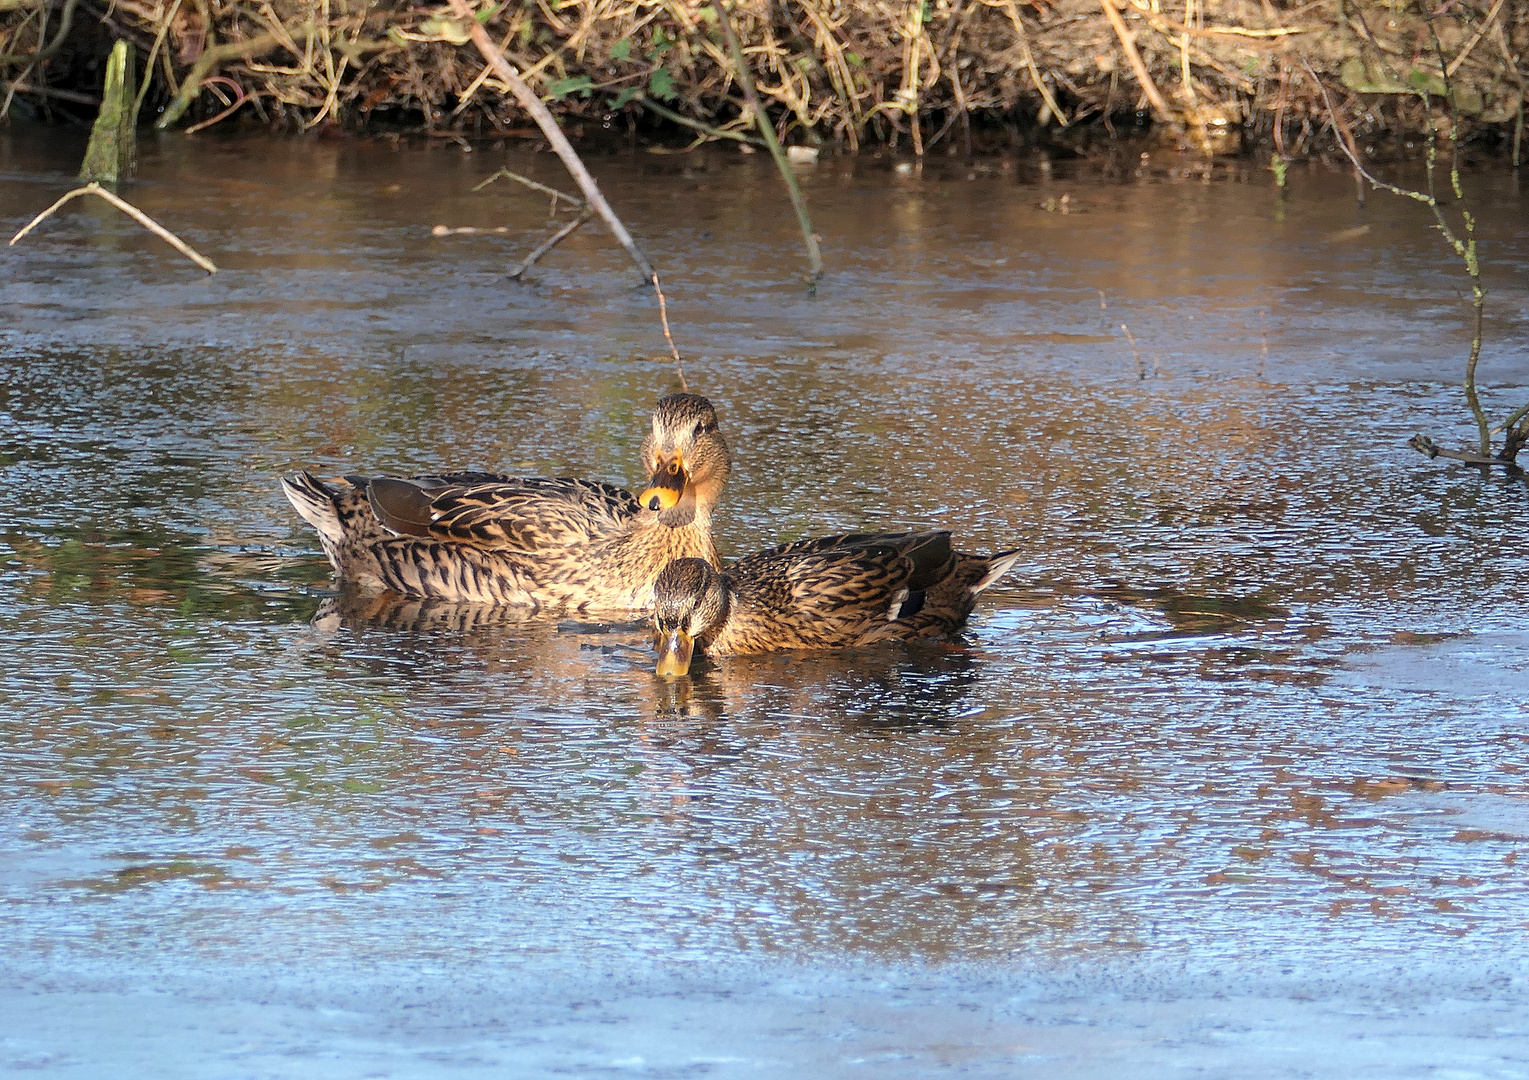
692,422,705,439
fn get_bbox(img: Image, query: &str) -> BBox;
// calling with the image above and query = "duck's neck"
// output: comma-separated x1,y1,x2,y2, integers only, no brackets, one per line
656,481,719,536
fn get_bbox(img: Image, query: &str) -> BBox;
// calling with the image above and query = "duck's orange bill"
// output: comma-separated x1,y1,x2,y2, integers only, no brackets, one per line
639,456,686,511
655,628,694,678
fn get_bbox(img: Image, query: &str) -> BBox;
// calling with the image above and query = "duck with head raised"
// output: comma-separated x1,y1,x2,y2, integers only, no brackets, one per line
281,392,731,612
651,529,1020,676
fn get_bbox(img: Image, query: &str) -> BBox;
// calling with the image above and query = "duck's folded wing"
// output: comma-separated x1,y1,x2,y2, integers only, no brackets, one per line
361,475,641,551
736,530,955,619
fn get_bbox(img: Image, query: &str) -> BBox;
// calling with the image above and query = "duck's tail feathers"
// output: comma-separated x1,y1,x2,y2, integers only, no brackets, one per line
971,548,1022,594
281,471,348,547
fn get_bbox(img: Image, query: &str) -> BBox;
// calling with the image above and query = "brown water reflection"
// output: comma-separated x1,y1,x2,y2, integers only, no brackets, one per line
2,131,1528,1010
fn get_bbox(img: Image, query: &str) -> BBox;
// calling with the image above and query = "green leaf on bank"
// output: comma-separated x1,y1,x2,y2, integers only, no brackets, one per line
610,38,632,61
845,51,864,67
648,25,671,60
648,66,677,101
548,75,594,99
609,86,641,109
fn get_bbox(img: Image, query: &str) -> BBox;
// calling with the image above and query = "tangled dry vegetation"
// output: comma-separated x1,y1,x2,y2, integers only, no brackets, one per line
0,0,1524,153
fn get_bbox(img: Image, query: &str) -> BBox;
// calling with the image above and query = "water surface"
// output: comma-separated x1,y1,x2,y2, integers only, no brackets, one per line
2,129,1527,1077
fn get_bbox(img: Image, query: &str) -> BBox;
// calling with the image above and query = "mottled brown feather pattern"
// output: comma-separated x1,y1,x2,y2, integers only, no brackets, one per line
282,395,729,611
654,530,1021,659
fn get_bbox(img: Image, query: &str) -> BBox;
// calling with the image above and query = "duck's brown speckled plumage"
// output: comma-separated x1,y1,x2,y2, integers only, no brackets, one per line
651,530,1021,673
281,394,729,612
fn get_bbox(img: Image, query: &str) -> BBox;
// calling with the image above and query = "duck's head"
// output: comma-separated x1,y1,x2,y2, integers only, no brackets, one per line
652,557,727,677
638,394,730,524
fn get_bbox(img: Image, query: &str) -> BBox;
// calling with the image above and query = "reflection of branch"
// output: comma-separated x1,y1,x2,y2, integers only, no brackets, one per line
1407,435,1521,472
9,182,218,274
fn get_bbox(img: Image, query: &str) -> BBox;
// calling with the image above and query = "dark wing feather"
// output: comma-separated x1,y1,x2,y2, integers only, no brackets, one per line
732,530,955,623
732,530,951,577
358,474,641,551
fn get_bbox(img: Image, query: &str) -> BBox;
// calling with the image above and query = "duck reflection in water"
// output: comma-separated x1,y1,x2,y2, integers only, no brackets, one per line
651,644,989,733
310,588,989,732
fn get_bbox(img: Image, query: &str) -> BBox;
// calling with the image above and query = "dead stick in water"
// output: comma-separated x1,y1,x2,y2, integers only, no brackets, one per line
1407,435,1522,471
714,0,824,282
474,167,586,208
1120,323,1146,379
9,182,217,274
447,0,654,283
508,210,592,279
652,272,688,391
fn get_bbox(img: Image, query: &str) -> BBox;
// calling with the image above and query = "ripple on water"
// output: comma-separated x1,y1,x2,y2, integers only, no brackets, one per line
0,139,1526,978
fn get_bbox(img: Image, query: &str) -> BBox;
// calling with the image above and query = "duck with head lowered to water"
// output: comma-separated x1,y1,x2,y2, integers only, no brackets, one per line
281,392,730,612
650,529,1021,676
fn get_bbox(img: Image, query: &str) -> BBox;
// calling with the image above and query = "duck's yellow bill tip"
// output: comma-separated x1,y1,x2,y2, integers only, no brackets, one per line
655,629,694,678
639,485,683,512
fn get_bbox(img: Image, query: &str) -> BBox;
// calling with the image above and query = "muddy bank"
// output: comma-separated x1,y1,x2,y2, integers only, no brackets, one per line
1,0,1524,156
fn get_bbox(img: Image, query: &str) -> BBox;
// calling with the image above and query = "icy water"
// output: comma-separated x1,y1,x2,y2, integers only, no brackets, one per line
2,129,1528,1077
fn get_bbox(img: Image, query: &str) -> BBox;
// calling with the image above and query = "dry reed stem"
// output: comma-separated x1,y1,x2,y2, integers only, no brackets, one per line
716,0,823,281
9,182,218,273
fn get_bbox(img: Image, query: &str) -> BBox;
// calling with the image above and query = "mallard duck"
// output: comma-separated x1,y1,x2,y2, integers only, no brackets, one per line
281,393,730,611
651,530,1020,675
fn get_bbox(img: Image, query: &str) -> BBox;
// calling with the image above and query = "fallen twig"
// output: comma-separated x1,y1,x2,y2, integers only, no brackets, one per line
9,182,218,273
446,0,654,283
2,80,99,105
473,167,585,208
431,224,514,235
508,210,591,279
184,75,248,134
